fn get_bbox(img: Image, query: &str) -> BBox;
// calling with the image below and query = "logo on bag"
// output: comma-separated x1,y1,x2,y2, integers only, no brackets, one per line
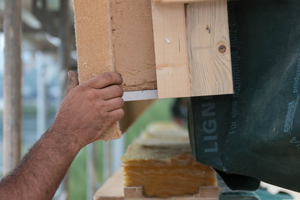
284,96,299,135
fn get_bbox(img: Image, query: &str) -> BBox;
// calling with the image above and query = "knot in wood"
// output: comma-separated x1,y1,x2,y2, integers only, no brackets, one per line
218,45,226,54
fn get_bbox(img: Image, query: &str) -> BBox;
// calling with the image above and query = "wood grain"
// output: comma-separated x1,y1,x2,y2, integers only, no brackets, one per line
74,0,121,140
153,0,222,5
94,169,219,200
187,0,234,96
151,3,191,99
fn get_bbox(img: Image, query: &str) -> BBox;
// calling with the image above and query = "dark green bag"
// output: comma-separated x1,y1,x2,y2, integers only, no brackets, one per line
188,0,300,192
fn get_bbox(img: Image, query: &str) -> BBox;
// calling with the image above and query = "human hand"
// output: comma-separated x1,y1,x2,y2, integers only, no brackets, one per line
49,71,124,149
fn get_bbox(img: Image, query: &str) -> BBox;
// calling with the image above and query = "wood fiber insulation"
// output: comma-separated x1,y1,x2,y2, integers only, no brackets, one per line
121,122,217,197
110,0,157,91
74,0,121,140
74,0,158,140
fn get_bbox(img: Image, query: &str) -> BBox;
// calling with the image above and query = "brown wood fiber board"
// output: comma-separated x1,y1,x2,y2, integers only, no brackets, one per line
74,0,121,140
111,0,157,91
74,0,114,83
74,0,157,92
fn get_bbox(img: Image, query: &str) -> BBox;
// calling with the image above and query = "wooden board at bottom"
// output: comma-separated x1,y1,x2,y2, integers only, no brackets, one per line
94,169,219,200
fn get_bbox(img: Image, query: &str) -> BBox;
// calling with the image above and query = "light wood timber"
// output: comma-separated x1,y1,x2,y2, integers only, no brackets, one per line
93,169,124,200
153,0,223,5
187,0,233,96
151,3,191,99
94,169,220,200
74,0,121,140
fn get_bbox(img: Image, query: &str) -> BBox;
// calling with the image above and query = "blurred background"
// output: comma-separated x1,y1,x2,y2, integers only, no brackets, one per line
1,1,300,200
0,0,158,199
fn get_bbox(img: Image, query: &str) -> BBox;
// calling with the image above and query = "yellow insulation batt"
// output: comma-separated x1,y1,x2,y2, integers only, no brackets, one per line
121,122,217,197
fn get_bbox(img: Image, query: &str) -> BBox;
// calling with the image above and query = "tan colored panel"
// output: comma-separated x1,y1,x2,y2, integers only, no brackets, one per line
111,0,157,92
74,0,114,83
74,0,121,140
187,0,234,96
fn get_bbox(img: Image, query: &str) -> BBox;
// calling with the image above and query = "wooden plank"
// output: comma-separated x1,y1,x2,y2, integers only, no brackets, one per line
151,4,191,99
187,0,233,96
94,169,219,200
153,0,222,5
74,0,121,140
124,186,219,200
94,169,124,200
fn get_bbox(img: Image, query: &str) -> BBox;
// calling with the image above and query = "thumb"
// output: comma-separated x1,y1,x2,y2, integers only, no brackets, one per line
66,70,79,94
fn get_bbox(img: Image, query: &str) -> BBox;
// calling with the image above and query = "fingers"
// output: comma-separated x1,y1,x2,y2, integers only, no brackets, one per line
67,71,79,94
85,72,123,89
108,108,125,122
101,85,123,100
103,97,124,112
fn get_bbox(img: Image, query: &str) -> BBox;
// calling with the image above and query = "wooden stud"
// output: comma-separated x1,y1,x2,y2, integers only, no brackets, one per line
153,0,222,5
187,0,233,96
74,0,121,140
151,3,191,99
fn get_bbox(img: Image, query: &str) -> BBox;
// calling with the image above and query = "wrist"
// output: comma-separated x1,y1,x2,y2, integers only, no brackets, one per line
44,127,83,156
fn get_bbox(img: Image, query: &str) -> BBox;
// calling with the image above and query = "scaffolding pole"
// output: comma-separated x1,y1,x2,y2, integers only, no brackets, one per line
55,0,70,199
3,0,22,175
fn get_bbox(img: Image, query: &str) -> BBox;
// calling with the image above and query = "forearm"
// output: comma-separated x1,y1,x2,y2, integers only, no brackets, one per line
0,71,124,199
0,129,81,200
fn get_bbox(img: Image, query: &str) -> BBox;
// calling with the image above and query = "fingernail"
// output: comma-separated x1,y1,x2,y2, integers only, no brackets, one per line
68,71,71,79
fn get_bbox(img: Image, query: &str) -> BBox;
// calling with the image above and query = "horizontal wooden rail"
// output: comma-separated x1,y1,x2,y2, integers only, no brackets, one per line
153,0,222,5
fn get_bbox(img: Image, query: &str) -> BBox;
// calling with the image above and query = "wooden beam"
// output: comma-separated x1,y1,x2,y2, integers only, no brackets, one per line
187,0,233,96
74,0,121,140
151,3,191,99
153,0,222,5
3,0,22,175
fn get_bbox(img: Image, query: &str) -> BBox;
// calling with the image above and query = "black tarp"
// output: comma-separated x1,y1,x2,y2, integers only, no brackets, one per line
188,0,300,192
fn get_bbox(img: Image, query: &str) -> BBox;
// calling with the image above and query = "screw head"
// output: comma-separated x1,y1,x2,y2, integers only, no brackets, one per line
218,45,226,53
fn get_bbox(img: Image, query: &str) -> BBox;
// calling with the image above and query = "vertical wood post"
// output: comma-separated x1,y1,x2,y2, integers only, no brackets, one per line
3,0,22,175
